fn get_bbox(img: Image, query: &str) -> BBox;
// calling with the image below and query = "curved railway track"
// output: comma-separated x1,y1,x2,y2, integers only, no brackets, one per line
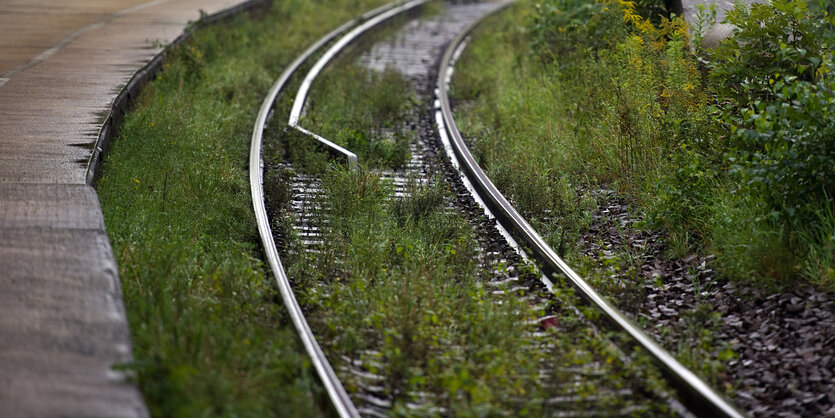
250,1,746,416
434,5,744,418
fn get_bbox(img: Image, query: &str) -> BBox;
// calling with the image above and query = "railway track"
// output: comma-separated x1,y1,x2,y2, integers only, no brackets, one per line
249,1,746,416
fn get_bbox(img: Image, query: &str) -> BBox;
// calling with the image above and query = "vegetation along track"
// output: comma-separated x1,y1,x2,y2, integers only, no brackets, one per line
251,0,744,416
447,1,835,416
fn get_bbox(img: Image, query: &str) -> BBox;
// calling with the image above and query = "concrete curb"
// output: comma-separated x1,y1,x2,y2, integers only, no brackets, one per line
86,0,271,186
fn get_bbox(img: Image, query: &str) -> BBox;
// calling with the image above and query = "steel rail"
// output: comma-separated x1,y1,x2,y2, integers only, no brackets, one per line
435,4,746,418
248,2,412,417
288,0,432,170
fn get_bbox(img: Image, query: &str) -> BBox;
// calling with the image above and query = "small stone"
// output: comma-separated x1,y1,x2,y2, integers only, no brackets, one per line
801,393,825,404
782,398,799,408
787,303,805,313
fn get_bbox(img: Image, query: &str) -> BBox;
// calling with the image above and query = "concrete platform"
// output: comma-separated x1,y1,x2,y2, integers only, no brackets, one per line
0,0,257,416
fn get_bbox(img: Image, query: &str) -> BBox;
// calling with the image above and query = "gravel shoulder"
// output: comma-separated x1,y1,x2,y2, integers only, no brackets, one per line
579,190,835,417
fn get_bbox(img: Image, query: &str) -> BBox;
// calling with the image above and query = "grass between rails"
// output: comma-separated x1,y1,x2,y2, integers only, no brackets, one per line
281,168,670,415
263,19,673,414
262,6,432,174
95,1,397,416
305,64,417,169
298,4,435,170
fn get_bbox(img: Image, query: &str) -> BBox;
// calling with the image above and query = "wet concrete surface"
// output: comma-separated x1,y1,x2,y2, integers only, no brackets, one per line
0,0,241,184
0,0,251,416
0,0,153,76
0,184,144,417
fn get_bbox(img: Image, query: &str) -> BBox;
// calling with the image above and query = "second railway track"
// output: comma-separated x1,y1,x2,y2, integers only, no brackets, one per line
250,1,745,416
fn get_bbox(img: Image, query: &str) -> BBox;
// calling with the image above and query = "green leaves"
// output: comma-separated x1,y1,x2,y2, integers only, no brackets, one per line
711,0,834,108
732,75,835,219
710,0,835,225
530,0,618,61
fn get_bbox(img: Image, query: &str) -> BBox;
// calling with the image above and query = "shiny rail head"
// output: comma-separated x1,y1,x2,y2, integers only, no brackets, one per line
433,2,746,417
287,0,431,172
249,1,433,417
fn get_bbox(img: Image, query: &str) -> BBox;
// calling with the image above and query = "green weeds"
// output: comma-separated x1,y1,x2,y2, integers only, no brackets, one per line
303,62,417,169
96,1,394,415
264,10,671,410
448,0,835,396
454,0,835,293
277,166,664,414
287,168,547,413
710,0,835,289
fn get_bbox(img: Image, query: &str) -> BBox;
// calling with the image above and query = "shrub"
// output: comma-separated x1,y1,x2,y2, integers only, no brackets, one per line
487,0,835,290
632,0,670,23
731,74,835,219
711,0,835,224
710,0,834,108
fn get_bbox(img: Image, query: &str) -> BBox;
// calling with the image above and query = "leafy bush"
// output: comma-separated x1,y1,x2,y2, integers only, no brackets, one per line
488,0,835,290
808,0,835,28
632,0,670,22
516,0,710,223
711,0,835,224
531,0,689,61
710,0,834,108
732,74,835,218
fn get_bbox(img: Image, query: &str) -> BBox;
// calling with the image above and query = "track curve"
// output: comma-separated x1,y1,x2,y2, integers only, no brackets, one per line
434,3,745,418
249,2,415,416
252,1,746,416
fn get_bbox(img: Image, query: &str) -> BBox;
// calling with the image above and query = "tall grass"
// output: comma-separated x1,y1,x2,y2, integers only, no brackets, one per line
798,203,835,287
452,0,835,292
96,1,393,415
448,0,729,389
278,166,665,414
303,63,417,169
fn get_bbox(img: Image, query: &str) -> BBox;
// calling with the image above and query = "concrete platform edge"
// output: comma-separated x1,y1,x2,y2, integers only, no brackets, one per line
85,0,271,186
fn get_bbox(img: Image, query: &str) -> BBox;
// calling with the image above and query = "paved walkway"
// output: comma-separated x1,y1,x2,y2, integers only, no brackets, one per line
0,0,249,416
